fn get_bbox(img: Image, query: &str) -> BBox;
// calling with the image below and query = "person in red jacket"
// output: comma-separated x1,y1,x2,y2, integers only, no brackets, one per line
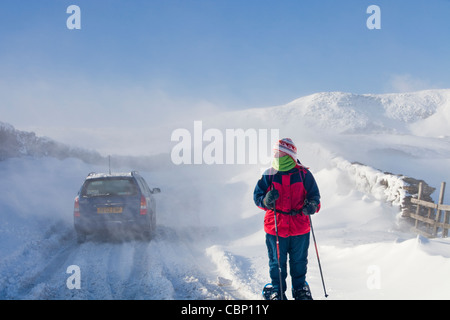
254,138,321,300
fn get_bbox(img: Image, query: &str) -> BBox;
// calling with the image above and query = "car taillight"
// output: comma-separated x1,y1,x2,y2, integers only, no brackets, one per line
74,196,80,217
140,195,147,215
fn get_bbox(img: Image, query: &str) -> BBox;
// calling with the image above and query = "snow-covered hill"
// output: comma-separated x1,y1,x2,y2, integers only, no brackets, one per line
0,121,104,163
224,89,450,134
1,89,450,300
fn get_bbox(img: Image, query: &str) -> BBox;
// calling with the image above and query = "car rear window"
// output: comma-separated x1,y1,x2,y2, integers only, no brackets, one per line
81,178,138,197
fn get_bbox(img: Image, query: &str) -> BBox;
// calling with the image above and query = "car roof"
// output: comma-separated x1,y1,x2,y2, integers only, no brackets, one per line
85,171,140,180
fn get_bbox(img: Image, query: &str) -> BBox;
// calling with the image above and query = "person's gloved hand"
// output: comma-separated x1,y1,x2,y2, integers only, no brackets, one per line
263,189,279,209
302,200,318,215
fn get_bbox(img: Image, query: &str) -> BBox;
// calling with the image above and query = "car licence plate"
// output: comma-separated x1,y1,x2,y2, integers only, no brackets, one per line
97,207,123,214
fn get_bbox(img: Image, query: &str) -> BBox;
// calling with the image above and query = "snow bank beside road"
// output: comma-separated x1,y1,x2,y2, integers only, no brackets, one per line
332,157,406,207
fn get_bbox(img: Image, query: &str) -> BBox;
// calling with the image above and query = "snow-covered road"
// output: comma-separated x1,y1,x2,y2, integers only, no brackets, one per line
0,221,246,300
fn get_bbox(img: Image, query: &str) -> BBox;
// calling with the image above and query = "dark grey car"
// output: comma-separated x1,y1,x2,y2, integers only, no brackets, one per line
73,171,160,243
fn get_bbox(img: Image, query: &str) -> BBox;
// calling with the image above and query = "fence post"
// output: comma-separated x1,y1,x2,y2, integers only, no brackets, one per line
433,182,446,237
440,182,448,237
414,182,423,230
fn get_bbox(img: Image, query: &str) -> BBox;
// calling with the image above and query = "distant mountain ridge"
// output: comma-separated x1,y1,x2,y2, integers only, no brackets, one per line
285,90,449,132
0,121,170,172
259,89,450,135
0,121,104,163
207,89,450,138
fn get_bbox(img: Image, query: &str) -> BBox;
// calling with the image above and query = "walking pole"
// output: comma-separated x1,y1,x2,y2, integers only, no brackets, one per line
273,203,284,300
309,215,329,298
269,183,284,300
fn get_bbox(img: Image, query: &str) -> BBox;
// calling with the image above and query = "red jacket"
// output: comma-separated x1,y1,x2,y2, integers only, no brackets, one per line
253,164,321,237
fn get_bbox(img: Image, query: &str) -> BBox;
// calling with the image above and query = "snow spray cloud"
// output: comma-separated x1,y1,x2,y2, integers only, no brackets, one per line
170,121,279,165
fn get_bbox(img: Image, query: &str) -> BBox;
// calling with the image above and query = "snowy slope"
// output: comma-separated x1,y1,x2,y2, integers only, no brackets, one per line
1,89,450,300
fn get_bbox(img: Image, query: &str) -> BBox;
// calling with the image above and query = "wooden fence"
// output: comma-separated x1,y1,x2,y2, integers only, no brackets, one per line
408,182,450,238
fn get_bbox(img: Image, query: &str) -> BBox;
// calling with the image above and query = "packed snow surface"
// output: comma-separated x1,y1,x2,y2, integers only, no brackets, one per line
1,89,450,300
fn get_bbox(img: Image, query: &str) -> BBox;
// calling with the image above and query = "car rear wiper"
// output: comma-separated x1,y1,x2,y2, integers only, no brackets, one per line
83,193,113,197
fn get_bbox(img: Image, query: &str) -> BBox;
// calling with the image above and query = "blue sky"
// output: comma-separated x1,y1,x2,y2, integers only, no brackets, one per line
1,0,450,136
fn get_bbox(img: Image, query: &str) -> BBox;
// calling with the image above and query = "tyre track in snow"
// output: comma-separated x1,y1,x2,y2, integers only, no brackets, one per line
154,228,232,300
73,225,242,300
0,224,78,299
0,223,240,300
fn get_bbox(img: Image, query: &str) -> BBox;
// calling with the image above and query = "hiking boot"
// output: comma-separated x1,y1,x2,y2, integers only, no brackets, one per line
262,284,288,300
293,282,313,300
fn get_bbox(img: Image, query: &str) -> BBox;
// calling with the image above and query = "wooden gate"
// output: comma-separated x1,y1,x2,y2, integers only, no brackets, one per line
408,182,450,238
